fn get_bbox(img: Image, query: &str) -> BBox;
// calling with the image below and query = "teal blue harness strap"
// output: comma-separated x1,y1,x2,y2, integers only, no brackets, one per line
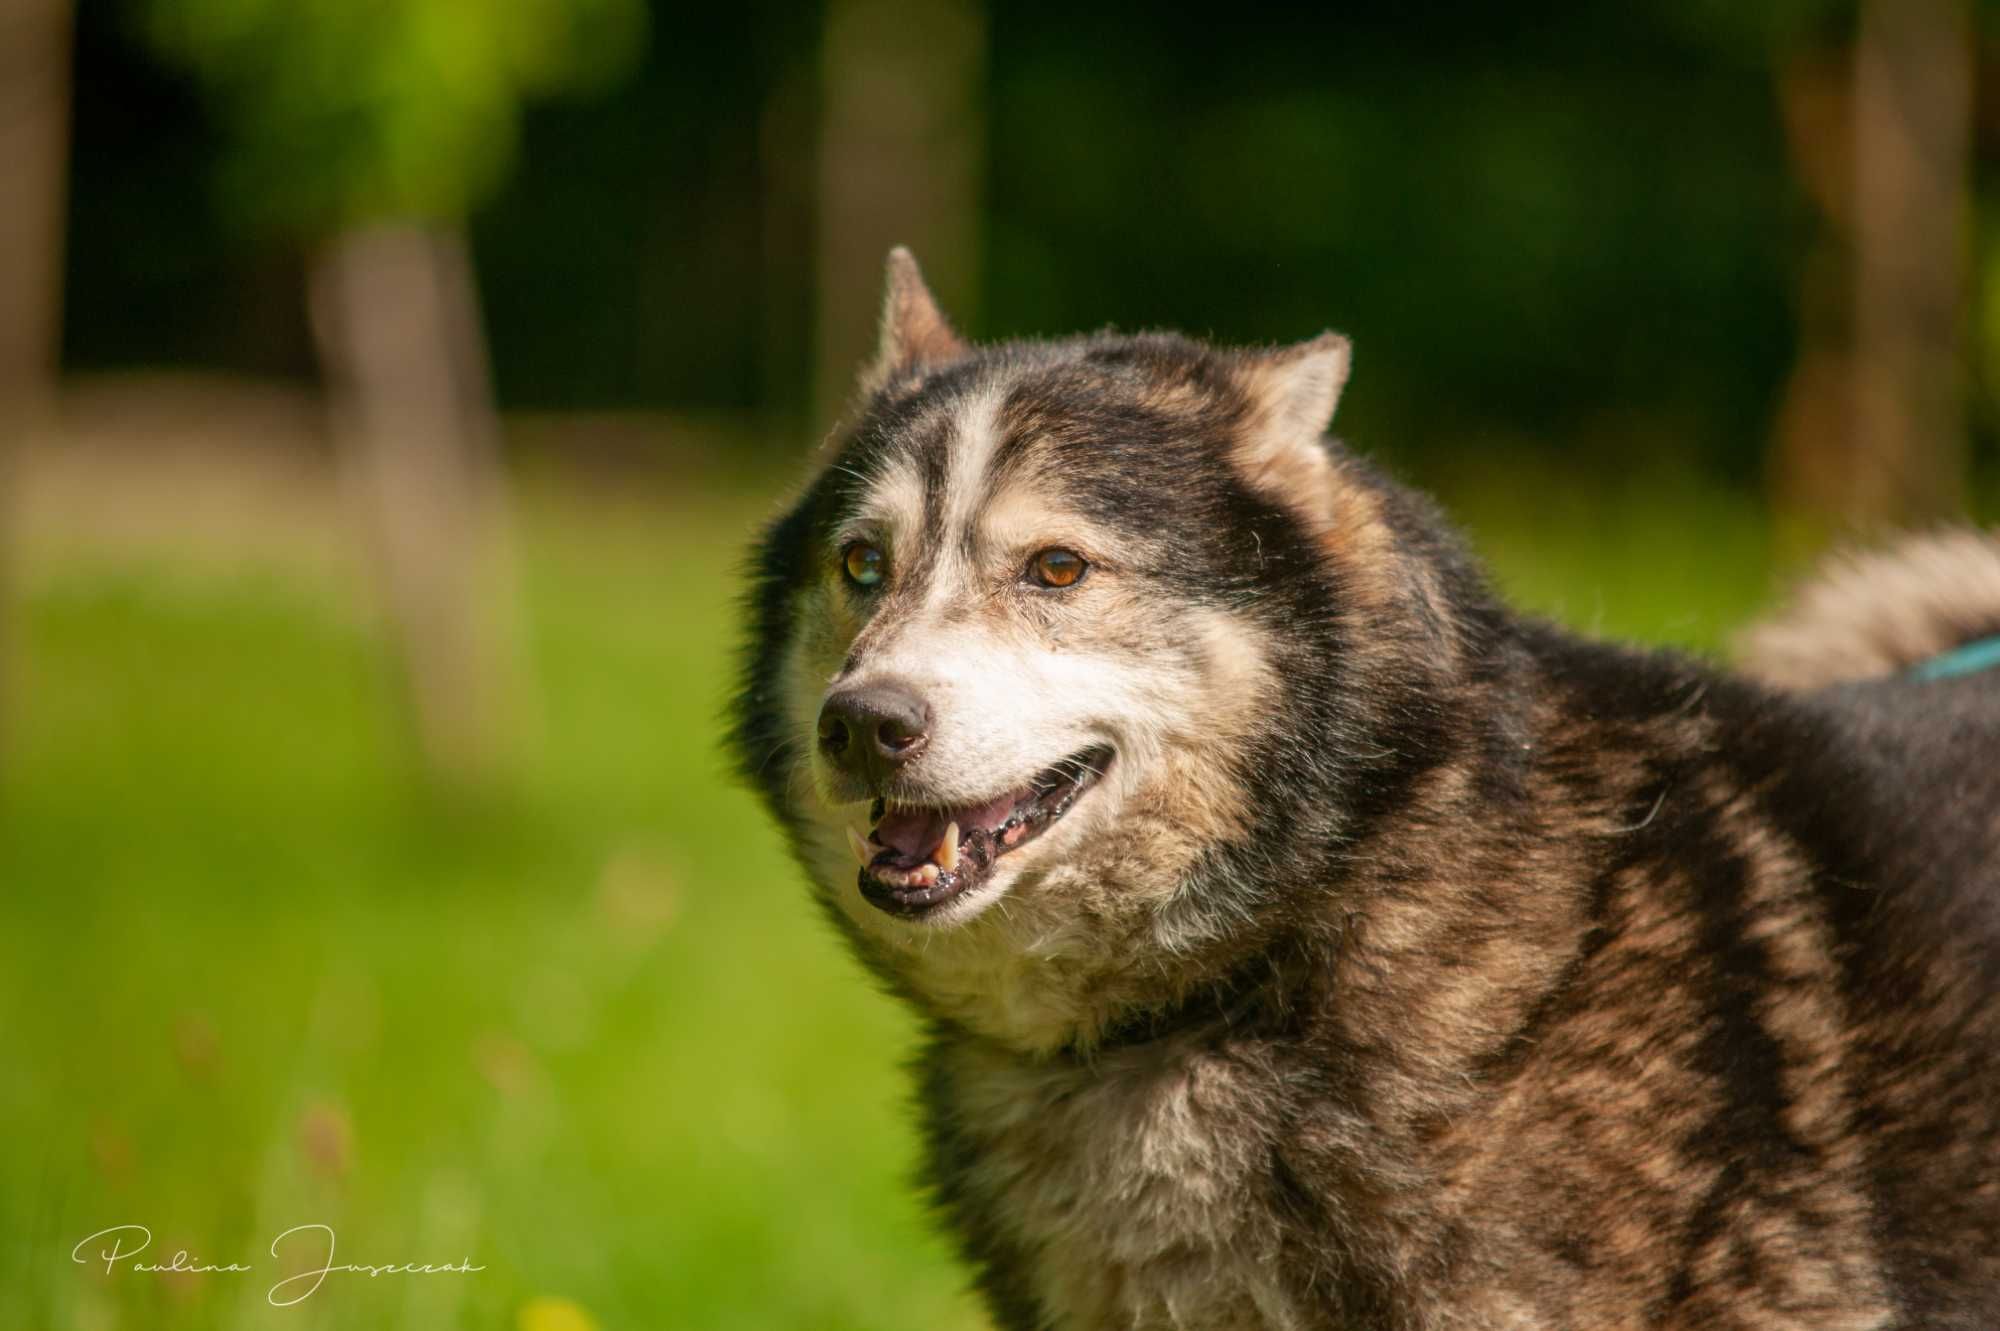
1909,634,2000,682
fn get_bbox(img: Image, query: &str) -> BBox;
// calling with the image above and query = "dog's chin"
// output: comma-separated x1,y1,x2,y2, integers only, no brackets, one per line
835,743,1116,926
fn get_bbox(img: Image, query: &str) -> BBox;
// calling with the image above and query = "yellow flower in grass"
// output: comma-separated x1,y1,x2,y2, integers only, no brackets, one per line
518,1294,601,1331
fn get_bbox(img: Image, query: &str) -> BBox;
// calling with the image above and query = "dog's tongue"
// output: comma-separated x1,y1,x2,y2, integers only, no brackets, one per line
874,791,1023,859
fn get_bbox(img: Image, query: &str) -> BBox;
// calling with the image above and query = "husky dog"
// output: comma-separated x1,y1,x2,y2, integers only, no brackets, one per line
731,250,2000,1330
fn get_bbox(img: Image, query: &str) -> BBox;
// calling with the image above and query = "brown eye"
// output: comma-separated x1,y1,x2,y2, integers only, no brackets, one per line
843,542,885,588
1031,548,1087,589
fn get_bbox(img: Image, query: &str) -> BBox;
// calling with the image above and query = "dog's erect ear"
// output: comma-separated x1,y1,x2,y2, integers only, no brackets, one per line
1232,333,1352,523
1244,332,1351,442
861,247,966,394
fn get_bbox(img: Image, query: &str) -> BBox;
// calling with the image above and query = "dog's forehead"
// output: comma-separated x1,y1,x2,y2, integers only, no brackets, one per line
835,347,1231,553
841,377,1003,539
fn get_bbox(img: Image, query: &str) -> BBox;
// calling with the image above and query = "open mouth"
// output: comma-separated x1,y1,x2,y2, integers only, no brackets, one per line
846,744,1115,919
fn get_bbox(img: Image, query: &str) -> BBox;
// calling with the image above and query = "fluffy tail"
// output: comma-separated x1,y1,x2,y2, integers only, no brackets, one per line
1736,528,2000,690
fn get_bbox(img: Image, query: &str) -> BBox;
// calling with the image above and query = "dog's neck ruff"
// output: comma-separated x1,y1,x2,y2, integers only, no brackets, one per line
1910,634,2000,682
1062,945,1309,1061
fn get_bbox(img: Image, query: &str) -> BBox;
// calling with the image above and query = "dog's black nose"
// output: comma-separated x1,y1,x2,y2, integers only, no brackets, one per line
818,682,931,783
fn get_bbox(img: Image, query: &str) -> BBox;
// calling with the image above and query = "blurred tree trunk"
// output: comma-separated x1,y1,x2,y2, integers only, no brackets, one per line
1771,1,1971,544
813,0,985,426
1849,0,1971,525
308,223,519,786
1769,47,1855,556
0,0,74,780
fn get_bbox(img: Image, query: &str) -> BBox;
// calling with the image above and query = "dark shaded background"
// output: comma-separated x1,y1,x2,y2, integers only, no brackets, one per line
65,2,1850,472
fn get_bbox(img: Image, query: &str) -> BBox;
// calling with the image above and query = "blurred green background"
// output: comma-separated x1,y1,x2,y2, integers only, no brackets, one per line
3,2,1998,1328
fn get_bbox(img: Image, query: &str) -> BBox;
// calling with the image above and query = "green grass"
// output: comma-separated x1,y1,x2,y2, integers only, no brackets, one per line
0,464,1780,1330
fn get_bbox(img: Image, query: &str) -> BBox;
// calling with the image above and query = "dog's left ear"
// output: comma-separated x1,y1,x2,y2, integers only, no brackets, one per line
861,247,967,394
1233,333,1352,520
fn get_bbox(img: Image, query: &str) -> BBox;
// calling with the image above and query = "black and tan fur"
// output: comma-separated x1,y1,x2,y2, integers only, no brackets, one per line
731,251,2000,1329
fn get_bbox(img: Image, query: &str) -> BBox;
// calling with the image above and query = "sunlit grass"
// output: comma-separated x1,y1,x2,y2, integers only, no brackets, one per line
0,465,1777,1330
0,482,979,1331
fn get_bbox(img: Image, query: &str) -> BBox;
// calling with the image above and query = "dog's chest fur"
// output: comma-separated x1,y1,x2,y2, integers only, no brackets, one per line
932,1036,1306,1331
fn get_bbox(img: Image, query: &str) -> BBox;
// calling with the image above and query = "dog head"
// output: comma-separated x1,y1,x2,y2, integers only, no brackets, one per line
735,251,1465,1050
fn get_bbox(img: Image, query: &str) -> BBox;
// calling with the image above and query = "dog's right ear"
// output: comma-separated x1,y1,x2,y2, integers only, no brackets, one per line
1230,333,1352,526
1243,332,1351,444
860,248,966,394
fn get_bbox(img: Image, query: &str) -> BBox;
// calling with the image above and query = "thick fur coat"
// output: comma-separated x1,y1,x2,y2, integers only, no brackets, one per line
731,251,2000,1329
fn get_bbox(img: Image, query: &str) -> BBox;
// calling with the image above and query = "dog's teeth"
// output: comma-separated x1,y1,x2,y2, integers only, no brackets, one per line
938,822,960,871
846,825,874,868
916,863,940,886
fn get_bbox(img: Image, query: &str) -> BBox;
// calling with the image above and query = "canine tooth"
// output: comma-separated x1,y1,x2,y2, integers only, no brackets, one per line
916,863,940,886
846,825,874,868
938,823,960,871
